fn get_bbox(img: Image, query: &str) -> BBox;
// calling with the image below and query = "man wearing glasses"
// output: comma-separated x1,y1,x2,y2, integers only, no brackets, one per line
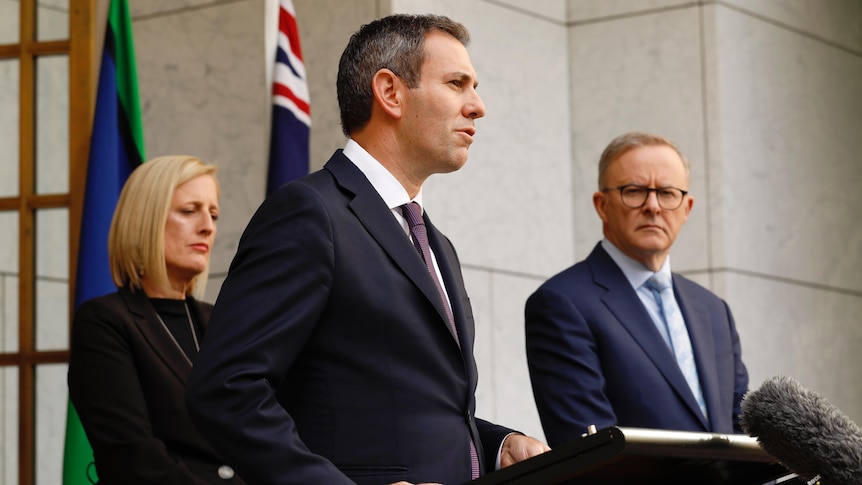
525,131,749,447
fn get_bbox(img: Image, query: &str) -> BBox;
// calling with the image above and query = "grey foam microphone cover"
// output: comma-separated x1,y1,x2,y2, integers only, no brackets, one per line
740,375,862,484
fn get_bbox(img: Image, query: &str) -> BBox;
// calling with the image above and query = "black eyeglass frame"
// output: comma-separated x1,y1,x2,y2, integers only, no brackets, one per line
601,184,689,210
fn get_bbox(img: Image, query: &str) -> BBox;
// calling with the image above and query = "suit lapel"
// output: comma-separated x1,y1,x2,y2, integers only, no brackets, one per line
119,287,193,383
675,278,717,427
324,153,458,344
588,245,706,425
426,215,474,353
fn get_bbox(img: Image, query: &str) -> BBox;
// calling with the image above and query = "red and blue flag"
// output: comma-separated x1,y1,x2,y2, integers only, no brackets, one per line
267,0,310,195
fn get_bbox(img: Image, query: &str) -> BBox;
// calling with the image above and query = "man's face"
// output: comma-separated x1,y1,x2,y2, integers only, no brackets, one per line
400,31,485,178
593,144,693,270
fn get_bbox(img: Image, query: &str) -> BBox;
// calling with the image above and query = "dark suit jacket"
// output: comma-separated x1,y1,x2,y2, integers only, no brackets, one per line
525,243,748,447
68,287,246,484
186,150,513,485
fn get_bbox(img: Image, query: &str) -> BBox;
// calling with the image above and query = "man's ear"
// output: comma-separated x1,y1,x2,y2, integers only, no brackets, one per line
371,68,403,119
681,193,694,221
593,191,609,223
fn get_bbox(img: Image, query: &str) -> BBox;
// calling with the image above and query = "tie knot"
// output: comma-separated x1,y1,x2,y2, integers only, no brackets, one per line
401,202,424,228
646,272,672,292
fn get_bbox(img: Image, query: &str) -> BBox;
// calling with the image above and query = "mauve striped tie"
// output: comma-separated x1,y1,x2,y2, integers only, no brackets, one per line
400,202,481,479
401,202,458,344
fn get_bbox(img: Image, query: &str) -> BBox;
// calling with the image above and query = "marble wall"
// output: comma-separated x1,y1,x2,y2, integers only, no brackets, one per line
126,0,862,446
704,0,862,415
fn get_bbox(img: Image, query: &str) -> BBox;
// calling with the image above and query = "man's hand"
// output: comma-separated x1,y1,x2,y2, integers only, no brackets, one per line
499,434,551,468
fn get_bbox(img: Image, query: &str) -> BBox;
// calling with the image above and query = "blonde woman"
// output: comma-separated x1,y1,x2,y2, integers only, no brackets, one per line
68,155,245,484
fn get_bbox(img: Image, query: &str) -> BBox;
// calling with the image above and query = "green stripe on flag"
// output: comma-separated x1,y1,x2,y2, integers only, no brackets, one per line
109,0,145,161
62,402,97,485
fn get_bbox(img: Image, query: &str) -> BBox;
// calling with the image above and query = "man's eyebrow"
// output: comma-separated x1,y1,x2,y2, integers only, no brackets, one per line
448,71,478,88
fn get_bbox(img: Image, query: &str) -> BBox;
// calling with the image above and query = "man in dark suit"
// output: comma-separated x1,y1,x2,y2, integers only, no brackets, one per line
186,14,548,485
525,131,749,447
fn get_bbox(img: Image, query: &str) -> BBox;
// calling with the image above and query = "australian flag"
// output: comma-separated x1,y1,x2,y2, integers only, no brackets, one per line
267,0,310,195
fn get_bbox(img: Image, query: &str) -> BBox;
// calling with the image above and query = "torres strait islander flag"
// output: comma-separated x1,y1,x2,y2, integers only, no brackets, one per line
63,0,145,483
267,0,311,195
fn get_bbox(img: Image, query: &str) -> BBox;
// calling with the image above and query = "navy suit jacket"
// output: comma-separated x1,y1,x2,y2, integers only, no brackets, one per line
187,151,512,485
525,243,748,447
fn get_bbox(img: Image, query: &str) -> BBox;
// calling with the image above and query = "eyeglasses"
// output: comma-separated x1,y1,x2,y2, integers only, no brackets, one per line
602,184,688,210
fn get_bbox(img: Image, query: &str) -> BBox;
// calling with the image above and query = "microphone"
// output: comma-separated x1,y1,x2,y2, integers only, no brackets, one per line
739,375,862,485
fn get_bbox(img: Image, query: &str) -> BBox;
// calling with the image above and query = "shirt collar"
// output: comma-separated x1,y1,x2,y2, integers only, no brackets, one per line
600,238,672,289
343,138,423,209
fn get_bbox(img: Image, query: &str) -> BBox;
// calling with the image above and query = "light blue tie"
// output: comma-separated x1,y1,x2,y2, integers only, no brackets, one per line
646,272,708,421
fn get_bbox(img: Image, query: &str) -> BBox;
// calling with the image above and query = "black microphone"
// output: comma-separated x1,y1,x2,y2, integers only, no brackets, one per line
740,375,862,485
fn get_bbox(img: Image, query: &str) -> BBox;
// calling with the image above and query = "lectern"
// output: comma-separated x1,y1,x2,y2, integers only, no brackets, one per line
467,427,795,485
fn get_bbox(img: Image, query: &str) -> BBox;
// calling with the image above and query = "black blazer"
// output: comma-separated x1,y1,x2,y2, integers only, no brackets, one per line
68,287,246,484
526,243,749,447
187,150,514,485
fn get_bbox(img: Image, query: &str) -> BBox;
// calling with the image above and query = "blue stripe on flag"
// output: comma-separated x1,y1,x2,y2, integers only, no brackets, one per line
75,30,140,308
268,104,310,195
276,46,300,79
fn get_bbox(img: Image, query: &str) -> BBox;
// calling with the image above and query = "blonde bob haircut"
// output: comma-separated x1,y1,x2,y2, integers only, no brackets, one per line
108,155,219,299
